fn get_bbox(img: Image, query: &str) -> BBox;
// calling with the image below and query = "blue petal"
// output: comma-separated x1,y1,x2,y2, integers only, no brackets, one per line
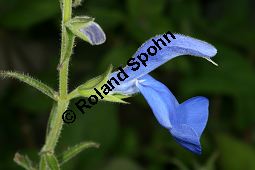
80,22,106,45
119,33,217,83
111,79,139,95
111,73,209,154
169,96,209,154
170,124,202,154
135,75,178,129
173,97,209,137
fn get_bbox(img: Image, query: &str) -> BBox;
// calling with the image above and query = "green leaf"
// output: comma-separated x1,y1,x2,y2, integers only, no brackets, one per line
65,16,106,45
45,154,60,170
59,142,100,165
13,153,36,170
0,71,57,100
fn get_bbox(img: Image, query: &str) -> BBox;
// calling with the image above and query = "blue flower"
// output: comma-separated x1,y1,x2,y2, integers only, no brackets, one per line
110,33,217,154
135,75,208,154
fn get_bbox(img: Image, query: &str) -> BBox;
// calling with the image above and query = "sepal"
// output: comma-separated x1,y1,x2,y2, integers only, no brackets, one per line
102,93,130,104
68,65,130,103
77,65,113,96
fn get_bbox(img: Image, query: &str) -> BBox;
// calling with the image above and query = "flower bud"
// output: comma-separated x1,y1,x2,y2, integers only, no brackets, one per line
66,16,106,45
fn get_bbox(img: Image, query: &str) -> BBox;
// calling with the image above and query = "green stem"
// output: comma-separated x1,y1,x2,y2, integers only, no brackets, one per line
59,0,73,98
41,0,73,157
42,100,69,152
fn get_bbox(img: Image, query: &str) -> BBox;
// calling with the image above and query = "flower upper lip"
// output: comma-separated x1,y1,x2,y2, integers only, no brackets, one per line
111,33,217,88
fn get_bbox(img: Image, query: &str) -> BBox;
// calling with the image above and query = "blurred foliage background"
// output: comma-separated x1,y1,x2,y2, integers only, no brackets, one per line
0,0,255,169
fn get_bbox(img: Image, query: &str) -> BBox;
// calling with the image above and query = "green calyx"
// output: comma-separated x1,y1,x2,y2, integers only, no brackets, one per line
68,65,130,104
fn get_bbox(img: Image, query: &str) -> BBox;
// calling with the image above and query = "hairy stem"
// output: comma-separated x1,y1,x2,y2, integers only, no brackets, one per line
41,0,73,158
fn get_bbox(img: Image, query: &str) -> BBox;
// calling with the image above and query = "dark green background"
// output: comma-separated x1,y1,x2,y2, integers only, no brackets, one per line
0,0,255,169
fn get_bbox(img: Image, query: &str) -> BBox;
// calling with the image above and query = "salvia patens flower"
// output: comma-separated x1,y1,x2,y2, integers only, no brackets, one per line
110,33,217,154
